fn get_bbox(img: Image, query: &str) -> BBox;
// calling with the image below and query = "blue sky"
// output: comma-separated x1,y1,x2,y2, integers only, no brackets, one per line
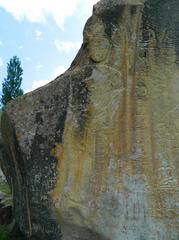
0,0,98,93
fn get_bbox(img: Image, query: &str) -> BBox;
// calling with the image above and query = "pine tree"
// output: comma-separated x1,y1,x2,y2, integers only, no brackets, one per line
1,56,24,108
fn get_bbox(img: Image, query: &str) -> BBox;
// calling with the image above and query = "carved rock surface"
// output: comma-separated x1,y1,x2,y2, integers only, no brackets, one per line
1,0,179,239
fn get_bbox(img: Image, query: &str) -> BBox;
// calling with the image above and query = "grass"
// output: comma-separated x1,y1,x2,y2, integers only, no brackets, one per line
0,225,10,240
0,182,12,206
0,225,24,240
0,181,23,240
0,183,11,196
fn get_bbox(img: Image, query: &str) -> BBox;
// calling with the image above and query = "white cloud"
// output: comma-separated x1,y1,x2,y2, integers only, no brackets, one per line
0,0,84,30
53,65,67,78
0,57,3,67
0,41,3,46
55,40,82,54
25,65,67,93
18,45,23,49
24,56,31,61
36,63,43,71
25,79,51,93
80,0,99,17
32,79,51,90
35,30,43,41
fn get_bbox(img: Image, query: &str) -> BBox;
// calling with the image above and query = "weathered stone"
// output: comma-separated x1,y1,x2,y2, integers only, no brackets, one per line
9,221,26,240
0,0,179,239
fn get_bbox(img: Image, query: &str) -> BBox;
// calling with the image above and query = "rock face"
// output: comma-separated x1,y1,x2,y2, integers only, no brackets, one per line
0,0,179,239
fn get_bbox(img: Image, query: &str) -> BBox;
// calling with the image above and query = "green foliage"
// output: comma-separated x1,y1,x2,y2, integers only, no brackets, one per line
0,181,12,206
0,224,24,240
1,56,23,108
0,225,9,240
0,182,11,196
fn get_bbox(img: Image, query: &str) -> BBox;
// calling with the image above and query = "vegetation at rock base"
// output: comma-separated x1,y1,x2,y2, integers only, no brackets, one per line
0,181,11,195
0,224,25,240
1,56,23,108
0,225,9,240
0,184,12,206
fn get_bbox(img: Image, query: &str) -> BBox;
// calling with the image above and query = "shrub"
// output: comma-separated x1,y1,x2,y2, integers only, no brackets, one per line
0,225,9,240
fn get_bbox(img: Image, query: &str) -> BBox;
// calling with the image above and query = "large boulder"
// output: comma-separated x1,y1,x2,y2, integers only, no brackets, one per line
0,0,179,239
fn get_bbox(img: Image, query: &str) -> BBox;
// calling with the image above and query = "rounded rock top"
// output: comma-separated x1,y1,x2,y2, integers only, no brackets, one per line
94,0,146,13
